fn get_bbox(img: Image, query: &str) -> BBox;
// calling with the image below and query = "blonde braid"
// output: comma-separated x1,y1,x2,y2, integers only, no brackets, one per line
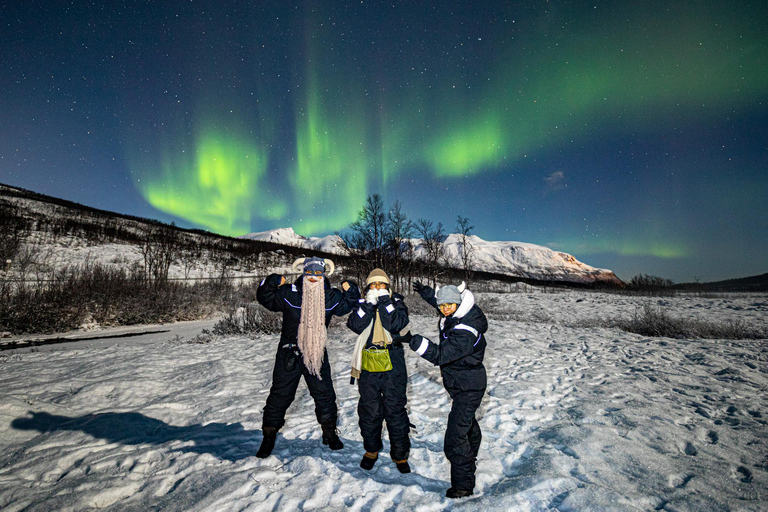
297,277,327,378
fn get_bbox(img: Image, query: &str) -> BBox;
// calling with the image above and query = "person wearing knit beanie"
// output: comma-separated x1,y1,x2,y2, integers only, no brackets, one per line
347,268,412,474
405,280,488,499
436,285,462,306
365,268,390,287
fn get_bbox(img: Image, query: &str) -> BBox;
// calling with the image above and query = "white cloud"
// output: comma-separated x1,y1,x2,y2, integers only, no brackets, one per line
544,171,566,193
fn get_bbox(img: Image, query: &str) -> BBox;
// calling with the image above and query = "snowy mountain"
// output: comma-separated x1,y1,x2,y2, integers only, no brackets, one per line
241,227,344,255
241,228,623,285
2,181,620,286
437,233,622,285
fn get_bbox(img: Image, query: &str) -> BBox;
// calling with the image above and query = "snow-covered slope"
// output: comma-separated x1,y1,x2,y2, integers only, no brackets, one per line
437,233,622,285
241,228,344,255
242,228,623,285
2,180,620,286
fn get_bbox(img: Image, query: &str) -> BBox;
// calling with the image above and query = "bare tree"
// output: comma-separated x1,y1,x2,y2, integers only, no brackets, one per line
416,218,445,287
179,246,201,280
338,194,390,281
385,200,413,291
456,215,475,280
141,225,180,284
13,244,39,282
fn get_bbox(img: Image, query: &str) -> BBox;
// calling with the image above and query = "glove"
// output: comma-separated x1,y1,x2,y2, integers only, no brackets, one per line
413,281,432,300
342,280,358,292
365,289,380,305
408,334,423,352
399,331,413,346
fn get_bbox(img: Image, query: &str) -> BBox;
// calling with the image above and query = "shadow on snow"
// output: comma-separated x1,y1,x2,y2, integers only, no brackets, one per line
11,410,447,491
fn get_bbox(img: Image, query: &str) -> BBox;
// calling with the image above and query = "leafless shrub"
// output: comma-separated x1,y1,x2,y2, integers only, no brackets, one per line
556,303,767,340
179,247,202,279
13,244,40,282
212,303,282,335
629,274,674,289
615,303,768,340
0,201,29,263
473,295,766,340
141,225,180,284
0,261,239,335
565,317,614,329
187,330,215,344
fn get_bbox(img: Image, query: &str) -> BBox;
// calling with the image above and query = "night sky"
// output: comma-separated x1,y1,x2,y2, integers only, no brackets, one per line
2,1,767,283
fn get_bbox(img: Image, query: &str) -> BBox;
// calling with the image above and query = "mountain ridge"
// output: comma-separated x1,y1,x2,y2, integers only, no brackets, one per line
242,228,624,286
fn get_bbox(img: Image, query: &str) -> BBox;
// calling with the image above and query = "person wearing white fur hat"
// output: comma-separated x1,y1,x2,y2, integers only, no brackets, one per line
255,256,360,458
347,268,412,473
405,280,488,499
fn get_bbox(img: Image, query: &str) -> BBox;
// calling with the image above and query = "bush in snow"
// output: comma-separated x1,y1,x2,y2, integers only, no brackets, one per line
0,200,30,263
0,261,243,334
616,303,768,340
212,303,282,336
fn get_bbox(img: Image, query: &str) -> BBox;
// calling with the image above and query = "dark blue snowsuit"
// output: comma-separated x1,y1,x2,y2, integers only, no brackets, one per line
256,274,359,430
411,285,487,493
347,292,411,461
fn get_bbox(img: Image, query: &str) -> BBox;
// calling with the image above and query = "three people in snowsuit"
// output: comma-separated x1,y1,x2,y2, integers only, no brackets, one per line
255,255,485,500
255,256,360,458
346,269,412,473
407,281,488,499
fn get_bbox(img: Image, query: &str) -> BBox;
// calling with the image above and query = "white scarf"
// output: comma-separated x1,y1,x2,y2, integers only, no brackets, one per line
351,291,406,380
298,276,327,378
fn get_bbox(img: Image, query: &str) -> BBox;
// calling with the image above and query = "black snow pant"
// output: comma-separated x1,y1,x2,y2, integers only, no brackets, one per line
262,344,337,430
357,345,410,461
445,387,484,492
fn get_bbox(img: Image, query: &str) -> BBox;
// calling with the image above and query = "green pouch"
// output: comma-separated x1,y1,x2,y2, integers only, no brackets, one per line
361,347,393,373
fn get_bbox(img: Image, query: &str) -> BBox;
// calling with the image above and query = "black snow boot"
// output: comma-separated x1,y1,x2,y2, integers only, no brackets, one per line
446,487,473,499
360,451,378,470
321,424,344,450
256,427,278,458
394,459,411,474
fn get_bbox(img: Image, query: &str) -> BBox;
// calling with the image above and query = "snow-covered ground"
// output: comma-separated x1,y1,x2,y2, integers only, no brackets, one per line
1,289,767,511
8,234,278,283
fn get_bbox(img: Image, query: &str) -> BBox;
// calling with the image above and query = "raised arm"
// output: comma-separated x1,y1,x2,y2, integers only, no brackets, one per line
327,280,360,317
256,274,288,312
413,281,438,310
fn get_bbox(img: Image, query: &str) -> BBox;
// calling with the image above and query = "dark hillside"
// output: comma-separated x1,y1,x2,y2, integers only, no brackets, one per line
675,273,768,292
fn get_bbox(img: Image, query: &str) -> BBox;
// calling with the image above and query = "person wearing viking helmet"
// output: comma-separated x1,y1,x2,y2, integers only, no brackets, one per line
255,256,360,458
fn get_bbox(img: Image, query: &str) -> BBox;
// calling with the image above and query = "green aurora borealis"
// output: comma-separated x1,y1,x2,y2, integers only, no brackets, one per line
3,0,767,281
131,2,767,243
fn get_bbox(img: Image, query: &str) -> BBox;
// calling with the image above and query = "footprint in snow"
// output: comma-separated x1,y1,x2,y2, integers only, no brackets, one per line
668,473,695,489
734,466,753,483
